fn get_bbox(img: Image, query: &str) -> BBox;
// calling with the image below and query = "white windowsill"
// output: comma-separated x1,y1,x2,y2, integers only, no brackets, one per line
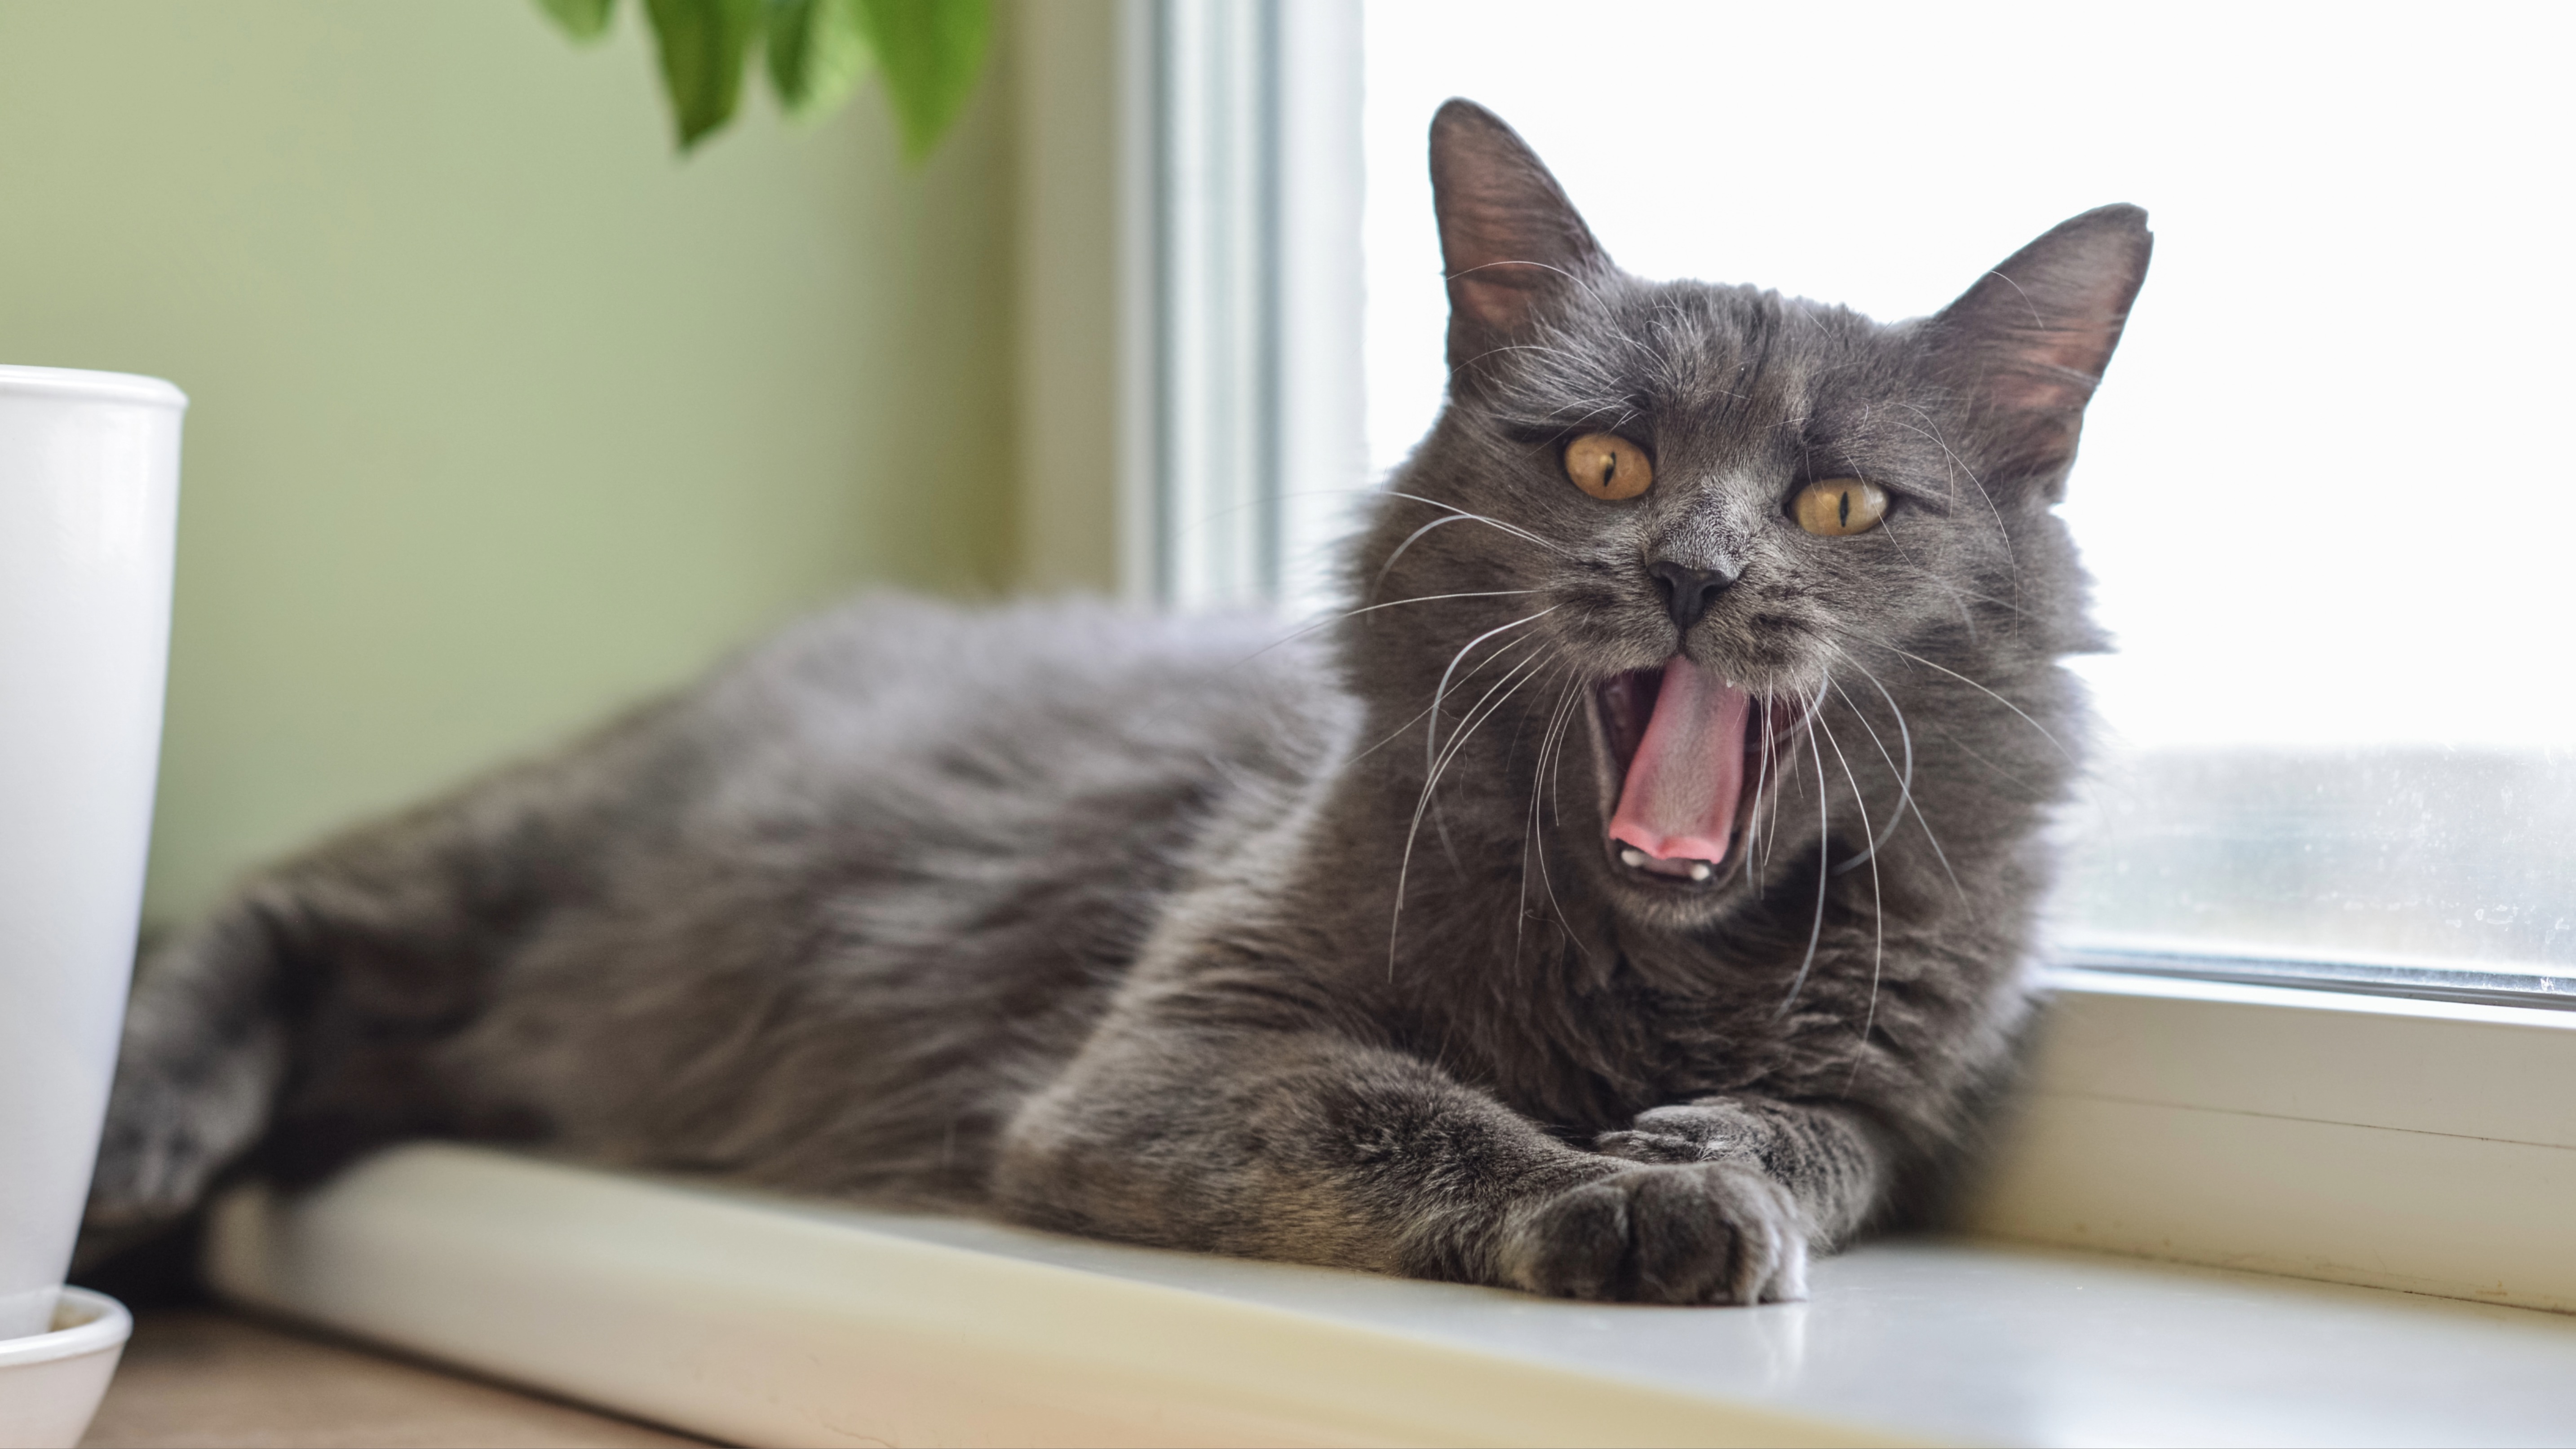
207,1133,2576,1447
1962,968,2576,1312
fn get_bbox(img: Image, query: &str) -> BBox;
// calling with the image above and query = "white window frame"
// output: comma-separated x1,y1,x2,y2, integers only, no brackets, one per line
1120,0,1364,615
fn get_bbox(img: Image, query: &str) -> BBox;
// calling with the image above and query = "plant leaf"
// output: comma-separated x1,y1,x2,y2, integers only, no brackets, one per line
642,0,766,150
766,0,875,122
851,0,991,162
535,0,619,41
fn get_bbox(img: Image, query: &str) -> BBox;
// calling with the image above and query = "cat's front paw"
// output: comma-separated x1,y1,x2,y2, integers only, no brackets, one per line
1497,1161,1810,1305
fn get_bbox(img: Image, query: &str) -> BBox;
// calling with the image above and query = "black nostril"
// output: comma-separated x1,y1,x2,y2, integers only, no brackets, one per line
1649,560,1737,632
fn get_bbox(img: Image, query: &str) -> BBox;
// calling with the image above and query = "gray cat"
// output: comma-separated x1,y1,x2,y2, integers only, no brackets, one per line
84,101,2148,1305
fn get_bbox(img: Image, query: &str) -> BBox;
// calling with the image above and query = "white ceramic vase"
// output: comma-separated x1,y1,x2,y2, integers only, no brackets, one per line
0,367,184,1342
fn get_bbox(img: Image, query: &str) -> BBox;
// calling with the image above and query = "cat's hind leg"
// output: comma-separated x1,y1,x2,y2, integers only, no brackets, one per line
84,892,296,1232
83,724,664,1234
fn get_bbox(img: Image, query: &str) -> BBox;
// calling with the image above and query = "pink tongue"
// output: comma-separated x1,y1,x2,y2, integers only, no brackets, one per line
1608,655,1752,867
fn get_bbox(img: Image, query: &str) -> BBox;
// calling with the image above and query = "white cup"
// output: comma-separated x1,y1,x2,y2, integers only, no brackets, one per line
0,367,183,1342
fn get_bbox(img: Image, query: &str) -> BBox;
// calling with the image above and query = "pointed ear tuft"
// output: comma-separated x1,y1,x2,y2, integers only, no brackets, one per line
1926,204,2152,487
1429,99,1607,369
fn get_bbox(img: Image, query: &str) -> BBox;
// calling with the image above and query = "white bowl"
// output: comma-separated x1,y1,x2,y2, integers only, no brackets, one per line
0,1288,131,1449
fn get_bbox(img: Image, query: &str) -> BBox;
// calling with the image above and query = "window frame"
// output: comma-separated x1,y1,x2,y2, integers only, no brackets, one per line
1078,0,2573,1316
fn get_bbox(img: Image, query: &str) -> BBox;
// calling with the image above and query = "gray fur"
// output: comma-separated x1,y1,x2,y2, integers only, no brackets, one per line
86,101,2149,1305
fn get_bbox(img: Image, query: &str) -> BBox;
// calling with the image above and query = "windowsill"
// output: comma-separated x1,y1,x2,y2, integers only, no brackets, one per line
207,1139,2576,1448
1962,967,2576,1312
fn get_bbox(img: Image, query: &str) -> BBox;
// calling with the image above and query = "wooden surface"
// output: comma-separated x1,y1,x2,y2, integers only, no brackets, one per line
81,1311,707,1449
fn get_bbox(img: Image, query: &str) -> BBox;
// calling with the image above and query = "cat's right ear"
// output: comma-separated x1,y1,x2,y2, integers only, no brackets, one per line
1925,205,2153,495
1429,99,1607,377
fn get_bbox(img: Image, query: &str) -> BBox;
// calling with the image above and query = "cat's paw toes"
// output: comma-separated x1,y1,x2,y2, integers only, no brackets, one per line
84,1063,265,1229
86,1112,215,1229
1591,1127,1704,1163
1498,1162,1809,1305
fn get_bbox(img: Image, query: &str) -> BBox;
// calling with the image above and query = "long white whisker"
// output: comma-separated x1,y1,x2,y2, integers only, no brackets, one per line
1378,491,1575,558
1517,663,1580,963
1432,638,1545,875
1820,663,1964,903
1777,707,1833,1018
1814,706,1886,1095
1858,641,2074,764
1837,659,1968,903
1764,697,1795,884
1372,515,1479,601
1348,630,1530,765
1390,648,1552,979
1532,665,1589,949
1432,641,1545,870
1233,588,1542,672
1428,608,1560,785
1750,694,1778,885
1822,675,1909,872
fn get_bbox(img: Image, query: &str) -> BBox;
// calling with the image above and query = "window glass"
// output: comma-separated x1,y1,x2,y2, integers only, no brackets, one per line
1360,0,2576,976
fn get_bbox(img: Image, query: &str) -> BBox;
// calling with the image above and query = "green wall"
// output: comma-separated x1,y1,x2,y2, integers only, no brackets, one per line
0,1,1018,922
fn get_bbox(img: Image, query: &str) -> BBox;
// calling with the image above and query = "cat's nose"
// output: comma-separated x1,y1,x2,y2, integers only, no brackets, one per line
1648,559,1740,632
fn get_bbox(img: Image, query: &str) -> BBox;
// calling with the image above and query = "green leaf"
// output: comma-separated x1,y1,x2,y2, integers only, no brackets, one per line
535,0,618,41
765,0,875,122
642,0,766,150
851,0,991,162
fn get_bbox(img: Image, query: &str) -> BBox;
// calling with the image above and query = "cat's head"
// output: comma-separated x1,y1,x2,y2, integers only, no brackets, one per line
1349,100,2149,933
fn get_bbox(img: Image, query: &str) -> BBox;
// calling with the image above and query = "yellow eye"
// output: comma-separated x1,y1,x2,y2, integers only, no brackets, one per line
1792,477,1889,536
1563,433,1653,501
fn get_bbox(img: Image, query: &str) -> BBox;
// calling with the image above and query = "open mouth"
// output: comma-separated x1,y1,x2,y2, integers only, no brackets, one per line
1592,658,1803,889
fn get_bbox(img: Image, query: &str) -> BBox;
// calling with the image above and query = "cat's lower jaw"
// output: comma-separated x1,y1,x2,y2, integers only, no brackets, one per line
1495,1161,1812,1304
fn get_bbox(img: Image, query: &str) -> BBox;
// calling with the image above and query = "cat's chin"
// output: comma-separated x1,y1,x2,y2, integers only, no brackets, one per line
1587,661,1807,900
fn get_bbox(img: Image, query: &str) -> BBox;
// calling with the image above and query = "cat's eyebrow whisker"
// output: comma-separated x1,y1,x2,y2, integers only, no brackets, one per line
1456,340,1598,380
1888,405,2020,596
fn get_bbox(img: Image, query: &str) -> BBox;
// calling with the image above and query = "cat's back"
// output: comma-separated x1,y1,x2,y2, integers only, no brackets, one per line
431,594,1354,1193
684,593,1345,839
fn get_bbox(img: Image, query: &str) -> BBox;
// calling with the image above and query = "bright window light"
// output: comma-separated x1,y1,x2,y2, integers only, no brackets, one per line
1361,1,2576,975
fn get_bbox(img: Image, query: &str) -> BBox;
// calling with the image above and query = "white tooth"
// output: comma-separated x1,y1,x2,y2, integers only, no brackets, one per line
1690,861,1713,882
1620,848,1648,868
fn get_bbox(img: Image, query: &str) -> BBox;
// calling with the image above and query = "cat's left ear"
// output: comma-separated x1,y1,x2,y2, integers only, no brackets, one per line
1925,204,2152,494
